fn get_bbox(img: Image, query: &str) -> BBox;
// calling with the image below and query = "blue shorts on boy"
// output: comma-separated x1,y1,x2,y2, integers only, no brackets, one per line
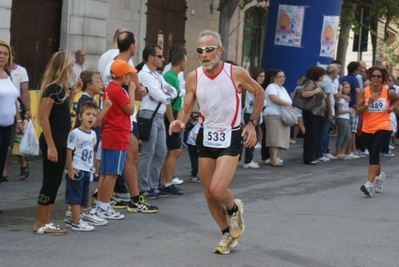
65,128,97,206
65,170,91,206
100,148,126,175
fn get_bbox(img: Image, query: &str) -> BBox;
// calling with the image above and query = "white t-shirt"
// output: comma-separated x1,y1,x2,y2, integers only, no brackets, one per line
335,98,350,120
0,77,19,126
67,128,97,172
263,83,292,115
186,123,200,146
98,49,134,83
69,63,85,88
10,64,29,94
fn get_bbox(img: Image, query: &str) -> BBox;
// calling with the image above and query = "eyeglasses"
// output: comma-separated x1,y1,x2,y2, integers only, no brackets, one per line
370,74,382,79
152,54,163,59
196,46,218,54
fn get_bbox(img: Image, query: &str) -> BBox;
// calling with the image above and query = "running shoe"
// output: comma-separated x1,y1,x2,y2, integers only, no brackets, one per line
172,176,184,185
126,195,158,213
95,206,124,220
213,232,233,255
228,199,245,239
243,161,260,169
360,182,373,197
374,172,385,193
189,175,201,183
159,184,183,195
81,209,108,226
71,219,95,232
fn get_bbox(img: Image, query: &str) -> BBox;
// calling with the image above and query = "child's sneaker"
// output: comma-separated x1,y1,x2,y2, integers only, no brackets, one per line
71,219,95,232
81,209,108,226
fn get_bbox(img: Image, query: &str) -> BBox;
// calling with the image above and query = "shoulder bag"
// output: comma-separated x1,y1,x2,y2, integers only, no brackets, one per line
137,103,162,141
292,87,323,111
275,85,297,126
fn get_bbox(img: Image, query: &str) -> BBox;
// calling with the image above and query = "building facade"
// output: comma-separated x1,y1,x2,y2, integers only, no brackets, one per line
1,0,266,89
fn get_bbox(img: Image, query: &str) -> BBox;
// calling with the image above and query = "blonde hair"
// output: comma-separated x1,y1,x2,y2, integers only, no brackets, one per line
0,40,13,70
37,51,74,123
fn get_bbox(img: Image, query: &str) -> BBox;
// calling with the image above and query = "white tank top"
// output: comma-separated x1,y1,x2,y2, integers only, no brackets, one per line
196,63,241,128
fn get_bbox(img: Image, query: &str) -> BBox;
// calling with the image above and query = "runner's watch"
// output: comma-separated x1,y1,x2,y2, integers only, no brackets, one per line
248,119,258,126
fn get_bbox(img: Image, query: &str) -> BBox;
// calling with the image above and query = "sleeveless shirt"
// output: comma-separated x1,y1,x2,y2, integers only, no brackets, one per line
362,86,391,133
195,63,241,128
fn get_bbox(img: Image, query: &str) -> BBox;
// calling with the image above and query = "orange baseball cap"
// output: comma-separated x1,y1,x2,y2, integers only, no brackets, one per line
110,59,137,77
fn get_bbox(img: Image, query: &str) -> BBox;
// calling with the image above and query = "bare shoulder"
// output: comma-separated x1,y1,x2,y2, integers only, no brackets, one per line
231,65,248,79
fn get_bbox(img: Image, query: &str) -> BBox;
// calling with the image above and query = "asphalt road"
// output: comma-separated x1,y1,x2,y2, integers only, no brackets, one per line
1,137,399,267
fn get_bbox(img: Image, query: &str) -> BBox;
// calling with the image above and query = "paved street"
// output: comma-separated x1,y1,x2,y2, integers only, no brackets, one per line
1,137,399,267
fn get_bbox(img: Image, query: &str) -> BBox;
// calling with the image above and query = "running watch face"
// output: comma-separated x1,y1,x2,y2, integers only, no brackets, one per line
248,119,258,126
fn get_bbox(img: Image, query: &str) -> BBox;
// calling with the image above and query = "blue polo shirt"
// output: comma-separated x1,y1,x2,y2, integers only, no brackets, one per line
339,74,360,107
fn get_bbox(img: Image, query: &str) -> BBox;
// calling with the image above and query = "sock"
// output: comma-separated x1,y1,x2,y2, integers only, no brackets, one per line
221,227,229,235
97,201,108,211
131,195,140,203
226,203,238,216
165,182,173,187
366,181,373,186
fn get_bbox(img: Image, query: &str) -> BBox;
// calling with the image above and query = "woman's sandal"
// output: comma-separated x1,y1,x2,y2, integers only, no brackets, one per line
268,161,284,167
33,223,67,235
20,163,29,180
1,175,8,182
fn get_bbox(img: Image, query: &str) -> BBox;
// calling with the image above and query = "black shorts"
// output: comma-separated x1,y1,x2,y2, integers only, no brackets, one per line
196,127,243,159
164,113,181,150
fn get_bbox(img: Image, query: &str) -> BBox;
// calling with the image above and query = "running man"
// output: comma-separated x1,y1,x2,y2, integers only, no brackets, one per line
169,30,264,254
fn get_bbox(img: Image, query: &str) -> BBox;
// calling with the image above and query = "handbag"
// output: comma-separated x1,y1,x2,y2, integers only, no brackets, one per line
292,87,323,111
279,105,297,126
275,84,297,126
137,103,162,141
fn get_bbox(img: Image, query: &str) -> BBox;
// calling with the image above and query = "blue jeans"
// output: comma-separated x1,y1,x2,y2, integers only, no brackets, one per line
322,119,333,154
316,111,328,158
138,116,167,192
243,113,259,164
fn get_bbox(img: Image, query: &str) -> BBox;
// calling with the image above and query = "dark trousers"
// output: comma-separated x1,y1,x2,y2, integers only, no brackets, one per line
114,175,128,194
260,121,270,160
303,111,324,163
187,144,198,176
362,130,391,165
0,125,12,186
243,113,259,163
39,134,67,205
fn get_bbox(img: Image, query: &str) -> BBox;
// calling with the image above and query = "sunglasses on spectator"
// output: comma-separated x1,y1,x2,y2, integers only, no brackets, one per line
196,46,218,54
152,54,163,59
370,74,382,79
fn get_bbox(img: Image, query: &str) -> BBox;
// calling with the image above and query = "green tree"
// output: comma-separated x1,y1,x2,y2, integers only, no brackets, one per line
337,0,399,70
217,0,268,61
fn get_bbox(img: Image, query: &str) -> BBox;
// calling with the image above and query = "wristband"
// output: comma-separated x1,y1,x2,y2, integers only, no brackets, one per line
364,102,369,108
16,119,22,123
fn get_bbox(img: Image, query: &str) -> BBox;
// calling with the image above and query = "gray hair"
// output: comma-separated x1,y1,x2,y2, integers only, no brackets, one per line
326,64,338,75
198,30,222,47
